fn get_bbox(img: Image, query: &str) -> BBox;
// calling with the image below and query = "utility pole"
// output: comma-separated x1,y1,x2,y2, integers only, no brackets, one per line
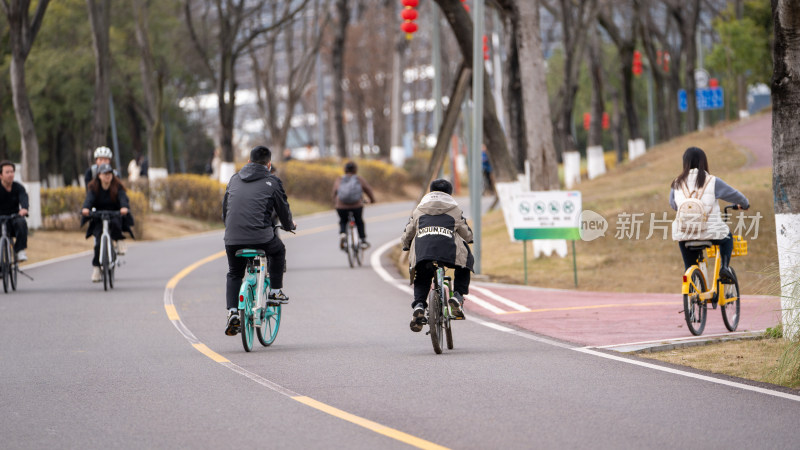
471,0,484,273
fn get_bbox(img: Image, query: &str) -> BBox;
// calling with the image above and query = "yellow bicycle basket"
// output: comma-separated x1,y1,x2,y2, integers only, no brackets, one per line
706,235,748,258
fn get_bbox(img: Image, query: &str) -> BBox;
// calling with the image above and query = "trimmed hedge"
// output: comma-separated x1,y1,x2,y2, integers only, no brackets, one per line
152,174,227,222
278,158,408,203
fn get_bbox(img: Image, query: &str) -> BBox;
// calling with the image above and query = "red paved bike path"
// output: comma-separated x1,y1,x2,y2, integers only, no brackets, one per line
465,282,780,348
464,113,778,349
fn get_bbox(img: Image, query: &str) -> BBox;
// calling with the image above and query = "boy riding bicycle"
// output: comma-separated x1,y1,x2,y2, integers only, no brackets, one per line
401,179,473,332
222,146,296,336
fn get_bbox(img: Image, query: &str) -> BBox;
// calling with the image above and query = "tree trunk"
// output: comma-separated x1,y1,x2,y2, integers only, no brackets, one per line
2,0,51,182
587,25,604,148
86,0,111,151
133,0,166,169
517,0,559,190
433,0,516,182
772,0,800,339
503,11,527,173
332,0,349,159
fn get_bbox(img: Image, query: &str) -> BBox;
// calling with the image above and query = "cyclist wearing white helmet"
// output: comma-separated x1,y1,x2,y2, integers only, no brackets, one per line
84,146,118,188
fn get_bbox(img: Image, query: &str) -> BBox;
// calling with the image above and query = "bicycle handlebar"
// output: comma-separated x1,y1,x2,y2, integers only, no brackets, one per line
0,214,20,222
89,210,122,219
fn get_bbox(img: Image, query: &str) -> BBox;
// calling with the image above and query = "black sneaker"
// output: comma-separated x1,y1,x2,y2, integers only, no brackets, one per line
225,310,240,336
268,290,290,304
339,233,347,250
360,240,370,249
410,304,426,332
449,292,465,319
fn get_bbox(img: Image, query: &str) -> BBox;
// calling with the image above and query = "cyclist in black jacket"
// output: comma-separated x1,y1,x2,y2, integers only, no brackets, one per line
401,179,474,332
222,146,296,336
0,161,29,262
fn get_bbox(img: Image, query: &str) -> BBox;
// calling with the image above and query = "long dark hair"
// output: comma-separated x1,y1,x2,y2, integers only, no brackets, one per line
671,147,710,190
88,173,126,202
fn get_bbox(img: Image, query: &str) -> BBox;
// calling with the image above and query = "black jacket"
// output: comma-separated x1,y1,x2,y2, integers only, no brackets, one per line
0,181,29,215
222,163,294,245
81,185,135,239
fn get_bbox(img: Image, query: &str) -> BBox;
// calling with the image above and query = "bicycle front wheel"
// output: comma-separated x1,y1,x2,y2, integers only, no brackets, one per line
257,304,282,346
683,268,707,336
428,289,443,354
721,267,741,332
101,237,111,291
1,240,9,294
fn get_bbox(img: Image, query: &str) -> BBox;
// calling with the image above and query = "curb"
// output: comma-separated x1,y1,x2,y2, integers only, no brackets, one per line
602,331,767,354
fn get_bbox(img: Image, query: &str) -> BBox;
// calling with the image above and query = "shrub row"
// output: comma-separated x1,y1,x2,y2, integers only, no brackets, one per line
153,174,227,222
278,158,408,203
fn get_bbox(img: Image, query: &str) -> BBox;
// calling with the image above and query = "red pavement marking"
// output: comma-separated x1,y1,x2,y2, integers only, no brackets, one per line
725,112,772,169
467,283,780,347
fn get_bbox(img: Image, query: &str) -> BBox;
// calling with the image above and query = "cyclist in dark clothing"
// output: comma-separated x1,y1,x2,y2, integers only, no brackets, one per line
222,146,296,336
81,164,134,282
0,161,29,262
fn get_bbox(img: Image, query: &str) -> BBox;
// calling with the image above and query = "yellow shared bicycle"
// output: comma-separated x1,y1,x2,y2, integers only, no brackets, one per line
681,205,748,336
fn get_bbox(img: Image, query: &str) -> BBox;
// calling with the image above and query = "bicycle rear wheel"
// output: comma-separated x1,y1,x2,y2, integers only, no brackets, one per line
257,304,282,346
683,269,707,336
721,267,740,332
428,289,443,354
1,240,9,294
240,291,255,352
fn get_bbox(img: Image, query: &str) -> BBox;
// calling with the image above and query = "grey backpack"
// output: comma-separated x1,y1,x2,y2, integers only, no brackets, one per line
337,175,362,204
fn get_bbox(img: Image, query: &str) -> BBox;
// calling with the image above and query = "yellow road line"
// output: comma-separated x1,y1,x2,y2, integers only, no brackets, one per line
292,396,449,450
165,217,448,450
192,343,229,363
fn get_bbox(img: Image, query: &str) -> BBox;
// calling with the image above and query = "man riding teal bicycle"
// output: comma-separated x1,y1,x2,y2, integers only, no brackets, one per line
222,146,296,336
401,179,473,332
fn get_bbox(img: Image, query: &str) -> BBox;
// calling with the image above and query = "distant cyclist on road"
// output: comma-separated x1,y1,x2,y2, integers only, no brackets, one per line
670,147,749,284
84,146,118,188
332,161,375,250
222,146,296,337
401,179,473,332
0,161,29,262
81,164,134,282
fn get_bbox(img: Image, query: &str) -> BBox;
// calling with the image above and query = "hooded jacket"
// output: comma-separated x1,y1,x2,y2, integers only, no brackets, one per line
400,191,474,282
223,162,294,245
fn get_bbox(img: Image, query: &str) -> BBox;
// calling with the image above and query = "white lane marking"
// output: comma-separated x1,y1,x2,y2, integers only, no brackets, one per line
371,240,800,403
573,347,800,402
465,293,506,314
471,285,530,312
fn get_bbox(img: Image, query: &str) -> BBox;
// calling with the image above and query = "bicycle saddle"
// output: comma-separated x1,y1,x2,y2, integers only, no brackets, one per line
684,240,713,250
235,249,266,258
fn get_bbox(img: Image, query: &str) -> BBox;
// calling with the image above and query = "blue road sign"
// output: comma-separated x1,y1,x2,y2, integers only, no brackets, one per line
678,87,724,112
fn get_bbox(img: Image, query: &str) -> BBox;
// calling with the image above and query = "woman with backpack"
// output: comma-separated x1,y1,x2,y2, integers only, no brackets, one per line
333,161,375,249
670,147,749,283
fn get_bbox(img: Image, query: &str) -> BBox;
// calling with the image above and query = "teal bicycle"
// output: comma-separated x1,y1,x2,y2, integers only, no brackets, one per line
235,248,281,352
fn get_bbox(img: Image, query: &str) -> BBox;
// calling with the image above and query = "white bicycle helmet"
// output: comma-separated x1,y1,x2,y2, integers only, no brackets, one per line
94,146,113,159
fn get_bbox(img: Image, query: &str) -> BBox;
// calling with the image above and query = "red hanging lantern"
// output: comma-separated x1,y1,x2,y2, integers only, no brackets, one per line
632,50,643,76
461,0,470,13
602,112,610,130
709,78,719,88
482,35,490,61
583,113,591,131
401,0,419,40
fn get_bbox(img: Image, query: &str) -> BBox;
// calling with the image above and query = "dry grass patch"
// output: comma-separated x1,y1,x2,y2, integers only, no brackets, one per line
638,338,795,388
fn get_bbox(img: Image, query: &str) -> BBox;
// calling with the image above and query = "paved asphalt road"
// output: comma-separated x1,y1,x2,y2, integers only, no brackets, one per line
2,199,799,449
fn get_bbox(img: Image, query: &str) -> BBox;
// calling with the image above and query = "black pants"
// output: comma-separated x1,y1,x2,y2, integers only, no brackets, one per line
8,216,27,253
412,262,470,308
225,237,286,310
678,232,733,269
337,207,365,239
